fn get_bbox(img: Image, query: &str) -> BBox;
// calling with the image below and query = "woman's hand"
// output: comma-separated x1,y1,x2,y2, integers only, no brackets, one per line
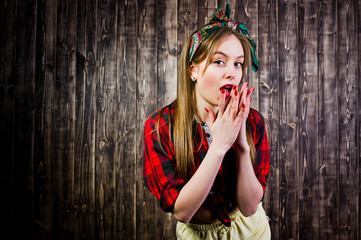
233,83,254,152
204,83,253,154
203,86,243,154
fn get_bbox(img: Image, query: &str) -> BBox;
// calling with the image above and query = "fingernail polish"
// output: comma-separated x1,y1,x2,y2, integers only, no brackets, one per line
204,108,209,113
246,82,249,86
242,103,245,108
233,85,237,90
250,98,253,102
221,89,225,94
235,91,238,96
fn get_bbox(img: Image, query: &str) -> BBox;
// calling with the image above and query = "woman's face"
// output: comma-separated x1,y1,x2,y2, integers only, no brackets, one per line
191,34,245,111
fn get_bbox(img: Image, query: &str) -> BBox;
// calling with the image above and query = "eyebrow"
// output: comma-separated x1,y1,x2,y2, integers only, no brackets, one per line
213,51,244,58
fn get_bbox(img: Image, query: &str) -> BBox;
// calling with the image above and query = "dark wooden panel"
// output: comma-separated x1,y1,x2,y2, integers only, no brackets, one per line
12,0,37,239
298,0,320,239
94,0,118,239
177,0,197,57
337,1,358,239
278,0,299,239
54,0,77,239
74,0,97,238
115,0,138,239
157,0,178,107
317,0,339,239
155,0,178,237
33,0,57,239
0,0,16,235
258,0,280,239
357,0,361,239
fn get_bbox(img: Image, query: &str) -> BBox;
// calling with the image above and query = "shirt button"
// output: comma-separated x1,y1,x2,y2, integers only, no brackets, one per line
206,133,210,138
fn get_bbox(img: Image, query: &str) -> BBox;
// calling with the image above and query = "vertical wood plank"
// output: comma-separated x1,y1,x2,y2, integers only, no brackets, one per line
13,0,37,239
177,0,198,58
357,1,361,239
155,0,178,237
33,0,57,239
75,0,97,238
298,0,319,239
116,0,137,239
135,0,155,238
278,0,299,239
157,0,178,107
337,0,358,239
94,0,117,239
55,0,77,239
258,0,279,239
0,0,16,235
318,0,339,239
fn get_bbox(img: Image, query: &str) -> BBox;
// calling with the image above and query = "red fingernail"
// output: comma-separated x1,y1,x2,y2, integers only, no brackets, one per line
235,90,238,96
233,85,237,90
204,108,209,113
250,98,253,102
221,89,225,94
242,103,245,108
246,82,249,86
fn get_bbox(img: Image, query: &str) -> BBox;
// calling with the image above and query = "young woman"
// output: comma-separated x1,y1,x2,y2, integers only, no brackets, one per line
143,4,270,239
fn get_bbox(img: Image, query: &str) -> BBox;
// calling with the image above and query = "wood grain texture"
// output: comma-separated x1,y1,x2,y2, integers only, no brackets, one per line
0,0,16,235
258,0,280,239
338,1,358,239
298,0,319,239
1,1,360,239
357,1,361,240
54,0,77,239
116,1,138,239
318,0,339,239
278,0,299,239
12,1,37,239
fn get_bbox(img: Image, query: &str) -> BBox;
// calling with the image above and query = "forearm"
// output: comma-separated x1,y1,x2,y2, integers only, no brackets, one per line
235,148,263,217
173,144,225,223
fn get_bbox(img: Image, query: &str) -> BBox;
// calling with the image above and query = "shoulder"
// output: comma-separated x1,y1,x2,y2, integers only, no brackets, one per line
144,103,175,135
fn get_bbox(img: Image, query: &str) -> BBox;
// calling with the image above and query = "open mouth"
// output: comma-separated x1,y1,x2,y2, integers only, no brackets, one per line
220,84,233,98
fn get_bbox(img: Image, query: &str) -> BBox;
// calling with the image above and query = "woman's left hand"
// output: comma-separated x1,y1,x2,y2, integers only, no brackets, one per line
233,82,254,152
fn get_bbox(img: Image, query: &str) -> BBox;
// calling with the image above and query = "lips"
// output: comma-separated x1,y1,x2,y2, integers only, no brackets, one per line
220,84,234,98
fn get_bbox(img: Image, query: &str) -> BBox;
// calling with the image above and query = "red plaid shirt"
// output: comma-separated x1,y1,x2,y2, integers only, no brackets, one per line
143,103,270,226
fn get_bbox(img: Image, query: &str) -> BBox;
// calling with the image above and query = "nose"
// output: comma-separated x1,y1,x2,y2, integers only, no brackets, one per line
225,65,236,80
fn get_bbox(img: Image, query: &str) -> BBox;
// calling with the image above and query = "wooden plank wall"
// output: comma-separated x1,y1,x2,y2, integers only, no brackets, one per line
0,0,360,239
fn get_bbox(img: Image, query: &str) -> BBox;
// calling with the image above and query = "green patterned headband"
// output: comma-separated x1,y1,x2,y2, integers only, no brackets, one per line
189,4,258,72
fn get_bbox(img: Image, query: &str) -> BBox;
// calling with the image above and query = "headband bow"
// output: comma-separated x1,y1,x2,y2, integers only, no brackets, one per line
189,4,258,72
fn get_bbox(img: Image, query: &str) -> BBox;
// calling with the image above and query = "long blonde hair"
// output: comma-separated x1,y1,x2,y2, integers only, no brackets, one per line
159,26,256,181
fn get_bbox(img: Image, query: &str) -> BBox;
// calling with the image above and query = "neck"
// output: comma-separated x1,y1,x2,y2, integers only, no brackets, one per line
196,100,219,123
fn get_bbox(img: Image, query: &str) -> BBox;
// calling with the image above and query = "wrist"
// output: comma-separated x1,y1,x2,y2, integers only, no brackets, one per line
232,145,251,159
233,144,250,156
208,142,228,158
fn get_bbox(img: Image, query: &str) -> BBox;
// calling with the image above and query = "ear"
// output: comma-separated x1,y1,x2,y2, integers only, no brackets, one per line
189,63,197,79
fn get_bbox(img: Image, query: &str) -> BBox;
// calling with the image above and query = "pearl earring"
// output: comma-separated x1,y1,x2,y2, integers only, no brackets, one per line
191,77,196,82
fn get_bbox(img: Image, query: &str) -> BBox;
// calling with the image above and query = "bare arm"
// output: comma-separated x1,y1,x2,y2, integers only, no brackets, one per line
173,88,243,223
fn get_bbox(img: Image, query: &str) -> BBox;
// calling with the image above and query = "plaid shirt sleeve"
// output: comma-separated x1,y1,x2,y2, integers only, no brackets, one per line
249,109,270,193
143,110,184,213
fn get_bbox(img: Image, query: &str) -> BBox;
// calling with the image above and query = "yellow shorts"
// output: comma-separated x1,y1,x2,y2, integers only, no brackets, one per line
176,202,271,240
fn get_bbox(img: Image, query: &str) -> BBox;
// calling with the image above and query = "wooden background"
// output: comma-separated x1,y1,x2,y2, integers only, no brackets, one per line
1,0,360,239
